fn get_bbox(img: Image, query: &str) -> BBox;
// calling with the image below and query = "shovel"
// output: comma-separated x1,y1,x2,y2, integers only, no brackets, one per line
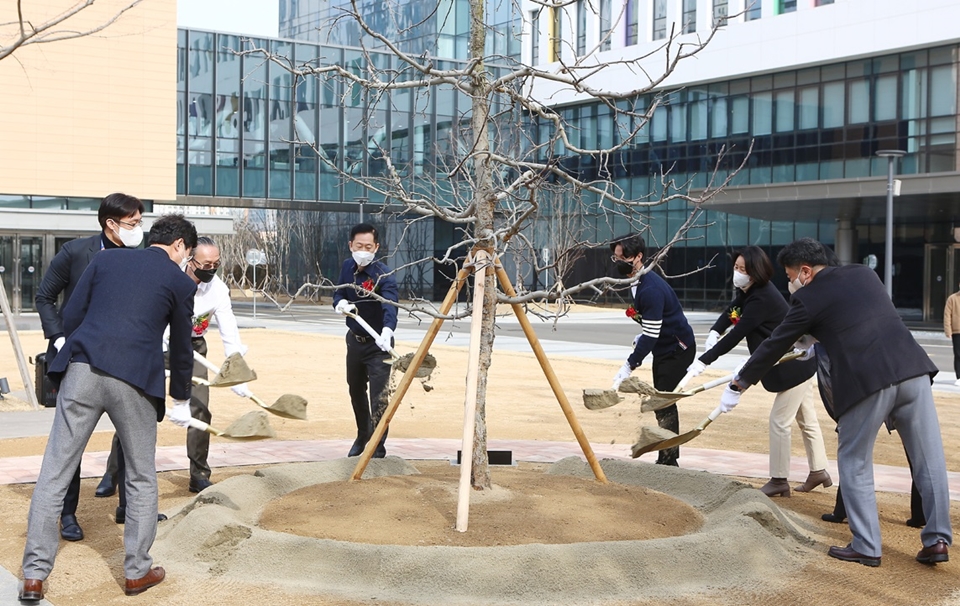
343,310,438,378
638,350,806,412
167,410,275,441
190,352,308,420
631,406,722,457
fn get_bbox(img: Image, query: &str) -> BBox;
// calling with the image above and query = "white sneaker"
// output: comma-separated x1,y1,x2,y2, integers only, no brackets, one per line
954,379,960,387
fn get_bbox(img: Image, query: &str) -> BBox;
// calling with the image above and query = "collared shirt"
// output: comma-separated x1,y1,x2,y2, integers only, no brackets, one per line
190,275,245,356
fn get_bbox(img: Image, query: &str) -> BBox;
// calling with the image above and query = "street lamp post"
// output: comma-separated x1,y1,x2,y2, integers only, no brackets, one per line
876,149,905,300
356,196,368,223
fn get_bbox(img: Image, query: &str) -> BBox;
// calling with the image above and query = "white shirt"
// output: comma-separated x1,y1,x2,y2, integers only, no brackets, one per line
191,275,245,356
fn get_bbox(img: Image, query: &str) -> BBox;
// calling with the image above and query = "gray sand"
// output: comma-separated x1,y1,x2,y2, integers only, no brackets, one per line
394,352,438,379
211,352,258,386
260,394,307,420
582,388,622,410
221,410,275,439
618,376,657,396
153,457,816,605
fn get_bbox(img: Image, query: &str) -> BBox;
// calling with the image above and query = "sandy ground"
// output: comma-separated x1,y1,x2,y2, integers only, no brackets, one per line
0,327,958,604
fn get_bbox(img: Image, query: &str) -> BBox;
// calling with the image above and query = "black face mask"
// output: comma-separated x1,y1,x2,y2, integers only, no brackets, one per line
194,267,217,283
615,259,634,276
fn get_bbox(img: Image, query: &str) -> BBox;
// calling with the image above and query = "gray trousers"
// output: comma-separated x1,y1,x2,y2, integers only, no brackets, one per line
22,363,159,580
837,374,952,557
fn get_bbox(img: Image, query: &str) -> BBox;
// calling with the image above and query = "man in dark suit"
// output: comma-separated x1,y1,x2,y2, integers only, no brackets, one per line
34,192,145,542
18,214,197,603
718,237,952,568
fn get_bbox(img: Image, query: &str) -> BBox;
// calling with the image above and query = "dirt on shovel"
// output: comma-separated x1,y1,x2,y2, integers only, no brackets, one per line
582,388,623,410
209,352,258,387
618,377,658,396
393,353,438,379
220,410,275,440
255,394,308,420
630,425,678,458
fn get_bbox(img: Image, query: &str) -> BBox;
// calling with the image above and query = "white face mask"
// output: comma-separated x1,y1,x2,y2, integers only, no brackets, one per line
178,243,190,272
787,272,807,294
113,223,143,247
352,250,375,267
732,269,752,290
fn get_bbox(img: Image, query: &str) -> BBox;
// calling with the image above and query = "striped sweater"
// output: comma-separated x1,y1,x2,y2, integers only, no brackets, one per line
626,270,695,369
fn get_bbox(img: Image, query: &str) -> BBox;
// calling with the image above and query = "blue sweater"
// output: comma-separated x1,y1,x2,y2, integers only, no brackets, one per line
332,258,399,336
626,270,695,369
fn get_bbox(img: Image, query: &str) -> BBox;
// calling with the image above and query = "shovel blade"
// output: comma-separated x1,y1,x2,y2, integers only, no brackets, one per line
209,353,258,387
640,392,687,412
260,394,308,420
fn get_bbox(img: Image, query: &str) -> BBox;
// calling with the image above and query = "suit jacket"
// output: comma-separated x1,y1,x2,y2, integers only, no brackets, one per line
49,246,197,421
35,234,106,357
737,264,937,419
699,281,816,393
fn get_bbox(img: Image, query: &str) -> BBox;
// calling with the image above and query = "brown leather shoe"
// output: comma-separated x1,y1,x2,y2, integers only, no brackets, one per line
760,478,791,498
795,469,833,493
828,544,881,567
18,579,43,603
125,566,165,596
916,540,949,565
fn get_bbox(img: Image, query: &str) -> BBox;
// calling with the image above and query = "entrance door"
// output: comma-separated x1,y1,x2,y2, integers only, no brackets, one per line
925,244,960,322
19,237,43,312
0,236,12,312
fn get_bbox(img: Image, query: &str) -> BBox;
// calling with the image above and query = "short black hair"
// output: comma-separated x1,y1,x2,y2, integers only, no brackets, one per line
98,193,144,229
350,223,379,244
148,214,198,249
776,237,830,269
196,236,217,249
609,234,645,259
736,246,774,287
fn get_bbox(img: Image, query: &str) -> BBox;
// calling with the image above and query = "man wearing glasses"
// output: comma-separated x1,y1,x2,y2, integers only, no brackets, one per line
99,236,250,504
34,193,144,543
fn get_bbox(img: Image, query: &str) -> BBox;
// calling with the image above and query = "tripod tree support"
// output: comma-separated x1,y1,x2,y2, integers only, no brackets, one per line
0,274,39,410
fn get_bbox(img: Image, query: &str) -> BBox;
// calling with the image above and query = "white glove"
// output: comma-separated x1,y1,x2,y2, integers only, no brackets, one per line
793,345,816,361
375,327,394,352
686,359,707,377
230,383,253,398
719,385,742,413
703,330,720,352
53,336,65,352
168,400,192,428
611,362,633,390
335,299,356,315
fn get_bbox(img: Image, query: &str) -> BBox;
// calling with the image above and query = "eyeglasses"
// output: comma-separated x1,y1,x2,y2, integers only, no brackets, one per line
190,258,221,271
115,218,143,228
610,255,632,263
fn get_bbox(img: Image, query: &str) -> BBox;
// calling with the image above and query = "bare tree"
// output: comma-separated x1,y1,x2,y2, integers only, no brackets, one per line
243,1,749,489
0,0,145,62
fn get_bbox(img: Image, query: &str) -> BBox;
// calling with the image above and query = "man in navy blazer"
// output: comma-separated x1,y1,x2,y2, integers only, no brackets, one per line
18,214,198,603
34,192,145,542
718,237,951,568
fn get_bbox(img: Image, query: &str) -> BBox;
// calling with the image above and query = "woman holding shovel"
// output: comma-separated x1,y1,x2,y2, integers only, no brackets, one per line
687,246,831,498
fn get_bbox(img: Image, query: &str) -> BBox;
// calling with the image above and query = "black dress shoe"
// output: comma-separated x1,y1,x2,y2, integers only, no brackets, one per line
821,512,846,524
115,508,167,524
373,443,387,458
347,437,366,457
916,540,949,564
906,517,926,528
828,544,881,567
188,478,213,493
18,578,44,602
59,514,83,541
95,473,117,498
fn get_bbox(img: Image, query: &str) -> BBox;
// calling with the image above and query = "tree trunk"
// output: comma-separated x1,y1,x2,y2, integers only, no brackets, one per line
468,0,493,490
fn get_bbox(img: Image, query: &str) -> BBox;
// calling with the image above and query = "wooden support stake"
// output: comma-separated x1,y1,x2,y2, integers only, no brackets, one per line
351,265,472,481
494,261,607,483
456,250,489,532
0,274,39,410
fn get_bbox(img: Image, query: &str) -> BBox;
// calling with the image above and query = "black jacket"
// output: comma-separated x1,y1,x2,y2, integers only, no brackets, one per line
738,265,937,418
699,281,816,393
49,247,196,421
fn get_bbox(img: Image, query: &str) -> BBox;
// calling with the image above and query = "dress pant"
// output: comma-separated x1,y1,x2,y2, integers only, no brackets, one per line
837,374,952,557
651,344,697,466
22,363,159,580
768,377,828,478
186,338,212,483
952,334,960,378
345,332,391,448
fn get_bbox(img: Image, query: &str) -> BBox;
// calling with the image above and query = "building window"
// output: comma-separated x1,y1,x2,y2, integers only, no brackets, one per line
745,0,761,21
682,0,696,34
576,0,587,56
713,0,728,25
816,0,834,5
530,11,539,64
599,0,612,51
777,0,797,14
652,0,667,40
549,7,561,62
626,0,639,45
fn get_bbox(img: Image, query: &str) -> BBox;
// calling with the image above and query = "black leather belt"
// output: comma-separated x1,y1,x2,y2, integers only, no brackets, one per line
350,332,370,343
